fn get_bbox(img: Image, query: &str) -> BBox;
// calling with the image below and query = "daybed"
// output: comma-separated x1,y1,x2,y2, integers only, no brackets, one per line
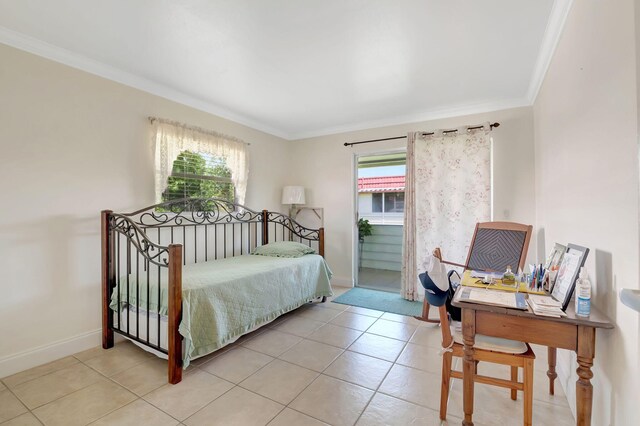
101,198,332,384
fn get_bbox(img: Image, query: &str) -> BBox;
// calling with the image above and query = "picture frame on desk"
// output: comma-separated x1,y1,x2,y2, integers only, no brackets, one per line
551,243,589,311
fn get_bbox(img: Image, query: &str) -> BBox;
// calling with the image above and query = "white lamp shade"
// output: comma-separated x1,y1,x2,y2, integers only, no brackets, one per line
281,186,306,205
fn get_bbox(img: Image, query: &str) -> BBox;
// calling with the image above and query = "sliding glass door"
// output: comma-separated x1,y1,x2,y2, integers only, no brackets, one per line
355,151,406,293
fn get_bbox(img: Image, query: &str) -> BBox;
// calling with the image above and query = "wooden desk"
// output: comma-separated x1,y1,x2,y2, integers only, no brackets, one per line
452,289,613,426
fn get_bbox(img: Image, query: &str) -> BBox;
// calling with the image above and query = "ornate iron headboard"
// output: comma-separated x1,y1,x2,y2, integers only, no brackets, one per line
102,198,325,383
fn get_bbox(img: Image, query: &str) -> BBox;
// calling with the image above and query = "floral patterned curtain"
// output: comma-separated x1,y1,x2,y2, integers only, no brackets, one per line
401,125,491,301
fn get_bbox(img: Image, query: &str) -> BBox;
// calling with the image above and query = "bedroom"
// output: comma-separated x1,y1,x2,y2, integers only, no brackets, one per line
0,1,638,425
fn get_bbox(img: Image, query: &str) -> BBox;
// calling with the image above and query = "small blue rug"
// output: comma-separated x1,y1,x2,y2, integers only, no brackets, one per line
333,288,423,317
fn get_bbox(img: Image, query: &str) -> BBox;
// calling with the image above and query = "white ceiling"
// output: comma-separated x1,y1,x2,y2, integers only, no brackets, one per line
0,0,569,139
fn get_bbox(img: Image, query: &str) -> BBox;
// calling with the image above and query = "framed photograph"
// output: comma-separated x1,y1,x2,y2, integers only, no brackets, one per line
544,243,566,292
551,244,589,311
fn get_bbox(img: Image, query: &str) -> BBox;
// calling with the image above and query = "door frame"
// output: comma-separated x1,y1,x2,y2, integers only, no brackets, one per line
352,148,407,288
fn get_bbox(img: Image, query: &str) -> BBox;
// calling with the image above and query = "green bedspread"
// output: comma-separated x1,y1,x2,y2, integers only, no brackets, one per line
110,254,333,367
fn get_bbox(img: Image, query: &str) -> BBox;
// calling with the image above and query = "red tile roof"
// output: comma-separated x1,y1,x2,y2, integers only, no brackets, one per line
358,175,405,192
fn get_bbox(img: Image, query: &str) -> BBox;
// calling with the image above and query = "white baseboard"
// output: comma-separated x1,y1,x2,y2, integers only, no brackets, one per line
0,329,102,378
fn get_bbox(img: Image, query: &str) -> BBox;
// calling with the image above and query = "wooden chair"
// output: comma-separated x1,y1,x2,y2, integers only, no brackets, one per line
417,221,532,323
419,270,535,425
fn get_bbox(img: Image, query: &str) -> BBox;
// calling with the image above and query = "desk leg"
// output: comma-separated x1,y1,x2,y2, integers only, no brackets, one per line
576,326,596,426
462,309,476,426
547,347,557,395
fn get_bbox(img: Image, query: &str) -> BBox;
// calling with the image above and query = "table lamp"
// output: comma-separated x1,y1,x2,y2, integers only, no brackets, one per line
281,186,306,218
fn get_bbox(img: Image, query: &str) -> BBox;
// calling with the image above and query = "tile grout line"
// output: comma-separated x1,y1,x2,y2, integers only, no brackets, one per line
5,300,571,426
1,381,44,425
84,398,145,425
151,379,237,425
180,333,331,425
269,309,419,425
1,357,80,389
7,361,119,416
49,358,152,424
258,307,447,421
2,348,150,425
351,322,414,425
64,346,185,425
229,306,383,425
1,304,420,425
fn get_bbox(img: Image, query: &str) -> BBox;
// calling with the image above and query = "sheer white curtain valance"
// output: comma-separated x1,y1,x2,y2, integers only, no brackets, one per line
152,118,249,205
401,124,492,301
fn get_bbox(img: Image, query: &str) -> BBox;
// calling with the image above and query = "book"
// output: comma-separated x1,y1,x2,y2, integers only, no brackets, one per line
528,294,562,307
456,287,527,310
527,295,567,318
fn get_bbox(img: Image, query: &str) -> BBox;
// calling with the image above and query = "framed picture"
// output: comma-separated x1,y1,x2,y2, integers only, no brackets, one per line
551,244,589,311
544,243,566,292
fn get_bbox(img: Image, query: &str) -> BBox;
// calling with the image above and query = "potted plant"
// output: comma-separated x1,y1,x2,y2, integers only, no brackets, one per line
357,218,373,270
358,218,373,242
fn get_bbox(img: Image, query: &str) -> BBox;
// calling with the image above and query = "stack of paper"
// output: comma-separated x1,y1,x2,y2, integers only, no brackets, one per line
457,288,527,310
527,295,567,318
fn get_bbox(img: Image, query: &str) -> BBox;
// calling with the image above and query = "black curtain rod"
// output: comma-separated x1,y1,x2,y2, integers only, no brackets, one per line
343,122,500,147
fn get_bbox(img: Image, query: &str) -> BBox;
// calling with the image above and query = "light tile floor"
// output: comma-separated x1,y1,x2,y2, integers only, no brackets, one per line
0,287,574,426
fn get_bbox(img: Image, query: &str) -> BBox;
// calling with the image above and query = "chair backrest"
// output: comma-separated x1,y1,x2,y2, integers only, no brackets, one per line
464,221,532,272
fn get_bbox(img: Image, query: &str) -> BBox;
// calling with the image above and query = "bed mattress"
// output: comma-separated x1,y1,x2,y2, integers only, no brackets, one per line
110,254,332,366
114,306,274,362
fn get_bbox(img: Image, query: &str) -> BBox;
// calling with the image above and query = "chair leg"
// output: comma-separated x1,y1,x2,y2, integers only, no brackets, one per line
440,351,453,420
414,299,440,323
510,366,518,400
523,359,534,426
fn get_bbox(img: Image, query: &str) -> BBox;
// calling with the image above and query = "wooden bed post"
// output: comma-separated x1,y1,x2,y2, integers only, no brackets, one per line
168,244,183,384
101,210,114,349
319,228,325,257
262,209,269,245
319,228,327,302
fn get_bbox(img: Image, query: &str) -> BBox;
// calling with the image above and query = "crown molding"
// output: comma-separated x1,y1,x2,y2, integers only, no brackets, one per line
289,97,530,141
526,0,574,104
1,0,572,142
0,26,290,140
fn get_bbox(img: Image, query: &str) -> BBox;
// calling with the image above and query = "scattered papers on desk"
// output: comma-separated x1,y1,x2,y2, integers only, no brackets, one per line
456,287,527,310
461,271,546,295
470,270,505,280
527,295,567,318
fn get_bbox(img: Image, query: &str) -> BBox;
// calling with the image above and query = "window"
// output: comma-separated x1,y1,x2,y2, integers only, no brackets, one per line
384,192,404,212
152,118,249,205
370,191,404,213
372,193,383,212
162,150,235,203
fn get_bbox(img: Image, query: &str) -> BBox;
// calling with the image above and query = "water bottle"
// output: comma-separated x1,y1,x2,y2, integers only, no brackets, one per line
575,267,591,317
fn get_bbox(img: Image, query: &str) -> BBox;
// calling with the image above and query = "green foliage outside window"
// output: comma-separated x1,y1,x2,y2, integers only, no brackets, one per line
358,218,373,243
161,150,235,203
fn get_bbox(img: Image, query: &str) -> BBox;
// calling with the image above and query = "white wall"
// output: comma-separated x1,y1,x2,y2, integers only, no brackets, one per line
0,44,291,376
289,106,536,285
533,0,639,424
